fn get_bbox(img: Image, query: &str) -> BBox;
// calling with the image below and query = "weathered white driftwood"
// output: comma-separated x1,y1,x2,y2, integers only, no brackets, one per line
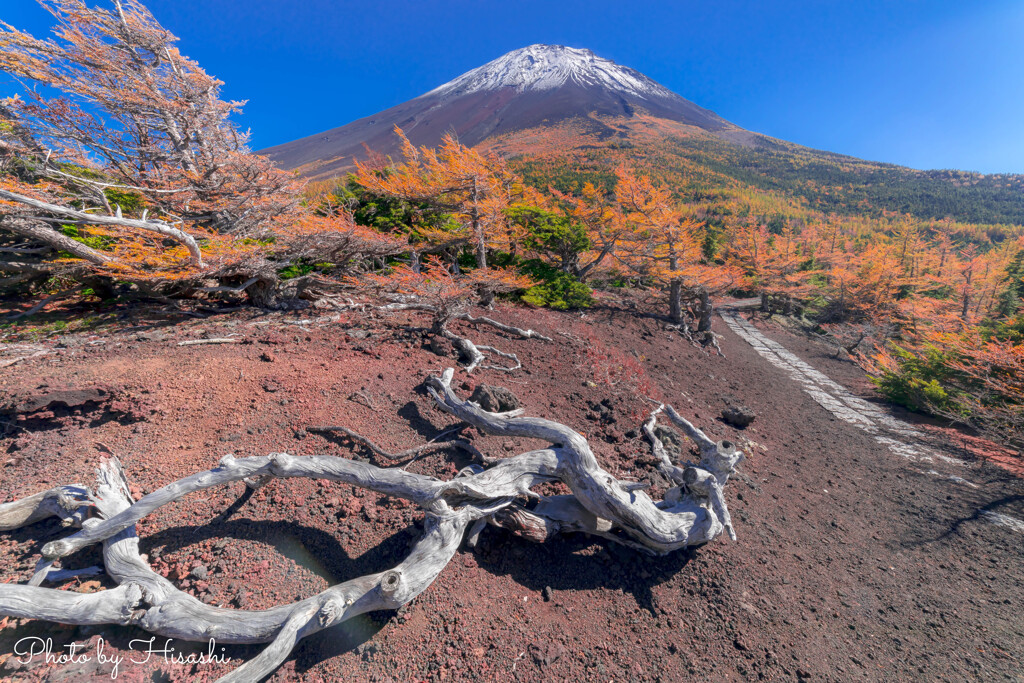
177,337,242,346
0,368,743,681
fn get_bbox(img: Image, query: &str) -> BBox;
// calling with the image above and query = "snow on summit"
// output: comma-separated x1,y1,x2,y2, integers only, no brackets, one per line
425,45,677,100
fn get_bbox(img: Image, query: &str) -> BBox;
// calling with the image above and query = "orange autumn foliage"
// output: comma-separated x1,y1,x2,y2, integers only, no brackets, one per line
354,128,521,269
0,0,391,291
613,166,739,324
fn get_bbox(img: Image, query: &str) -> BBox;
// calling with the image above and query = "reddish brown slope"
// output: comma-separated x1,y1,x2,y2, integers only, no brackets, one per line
0,299,1021,681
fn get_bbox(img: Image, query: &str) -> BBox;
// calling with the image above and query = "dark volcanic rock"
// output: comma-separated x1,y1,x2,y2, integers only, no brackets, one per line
722,403,756,428
469,385,521,413
1,385,148,424
4,386,111,414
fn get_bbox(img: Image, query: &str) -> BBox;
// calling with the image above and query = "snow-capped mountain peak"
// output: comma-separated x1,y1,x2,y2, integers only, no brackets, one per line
263,44,737,176
425,44,677,101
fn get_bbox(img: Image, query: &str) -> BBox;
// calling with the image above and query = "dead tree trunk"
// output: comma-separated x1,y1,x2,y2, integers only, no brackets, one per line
697,289,713,333
669,278,684,323
0,368,745,681
471,177,487,270
245,275,280,309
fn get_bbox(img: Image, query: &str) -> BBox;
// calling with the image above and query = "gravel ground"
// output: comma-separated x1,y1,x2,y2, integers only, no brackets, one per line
0,297,1021,682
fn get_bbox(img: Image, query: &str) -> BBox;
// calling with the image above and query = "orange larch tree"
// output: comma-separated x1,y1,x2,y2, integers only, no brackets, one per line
354,128,520,271
548,181,627,281
614,166,738,330
726,217,824,316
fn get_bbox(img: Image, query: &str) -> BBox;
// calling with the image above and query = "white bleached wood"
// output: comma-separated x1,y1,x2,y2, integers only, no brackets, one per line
0,189,204,266
3,369,743,680
177,338,242,346
426,368,741,553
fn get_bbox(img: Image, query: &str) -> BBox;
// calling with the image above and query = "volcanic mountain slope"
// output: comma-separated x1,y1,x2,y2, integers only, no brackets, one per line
260,44,755,179
262,44,1024,226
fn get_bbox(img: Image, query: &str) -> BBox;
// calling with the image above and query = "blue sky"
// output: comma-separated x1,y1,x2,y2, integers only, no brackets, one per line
4,0,1023,173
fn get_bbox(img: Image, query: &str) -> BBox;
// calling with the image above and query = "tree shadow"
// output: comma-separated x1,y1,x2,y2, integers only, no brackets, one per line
397,399,459,442
470,526,696,617
142,518,412,588
143,517,414,676
903,493,1024,546
291,611,388,673
5,516,106,573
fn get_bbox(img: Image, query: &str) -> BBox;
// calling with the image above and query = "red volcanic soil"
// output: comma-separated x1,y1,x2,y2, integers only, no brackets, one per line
0,296,1022,682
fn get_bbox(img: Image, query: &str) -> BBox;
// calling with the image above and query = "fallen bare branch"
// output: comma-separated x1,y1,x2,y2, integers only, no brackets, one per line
2,368,743,681
177,337,242,346
0,189,204,266
7,285,84,320
457,313,553,341
0,350,50,368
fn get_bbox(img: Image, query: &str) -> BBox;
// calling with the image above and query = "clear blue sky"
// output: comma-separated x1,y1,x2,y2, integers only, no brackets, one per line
4,0,1023,173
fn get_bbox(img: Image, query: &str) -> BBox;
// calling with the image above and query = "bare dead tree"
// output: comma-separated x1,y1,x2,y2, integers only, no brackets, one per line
346,258,549,372
0,368,744,681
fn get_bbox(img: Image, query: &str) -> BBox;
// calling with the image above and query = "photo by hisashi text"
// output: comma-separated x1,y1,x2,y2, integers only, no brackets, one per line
11,636,230,679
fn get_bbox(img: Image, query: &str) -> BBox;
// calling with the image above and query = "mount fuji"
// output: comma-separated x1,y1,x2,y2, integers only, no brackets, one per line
261,45,751,178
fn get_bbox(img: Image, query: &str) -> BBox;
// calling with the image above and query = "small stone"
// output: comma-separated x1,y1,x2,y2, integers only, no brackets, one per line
529,641,565,667
722,403,756,428
542,586,554,602
190,564,209,580
2,655,25,672
469,385,521,413
357,641,379,661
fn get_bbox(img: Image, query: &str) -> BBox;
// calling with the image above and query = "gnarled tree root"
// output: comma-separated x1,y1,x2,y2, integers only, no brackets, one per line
360,300,550,372
0,368,744,681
